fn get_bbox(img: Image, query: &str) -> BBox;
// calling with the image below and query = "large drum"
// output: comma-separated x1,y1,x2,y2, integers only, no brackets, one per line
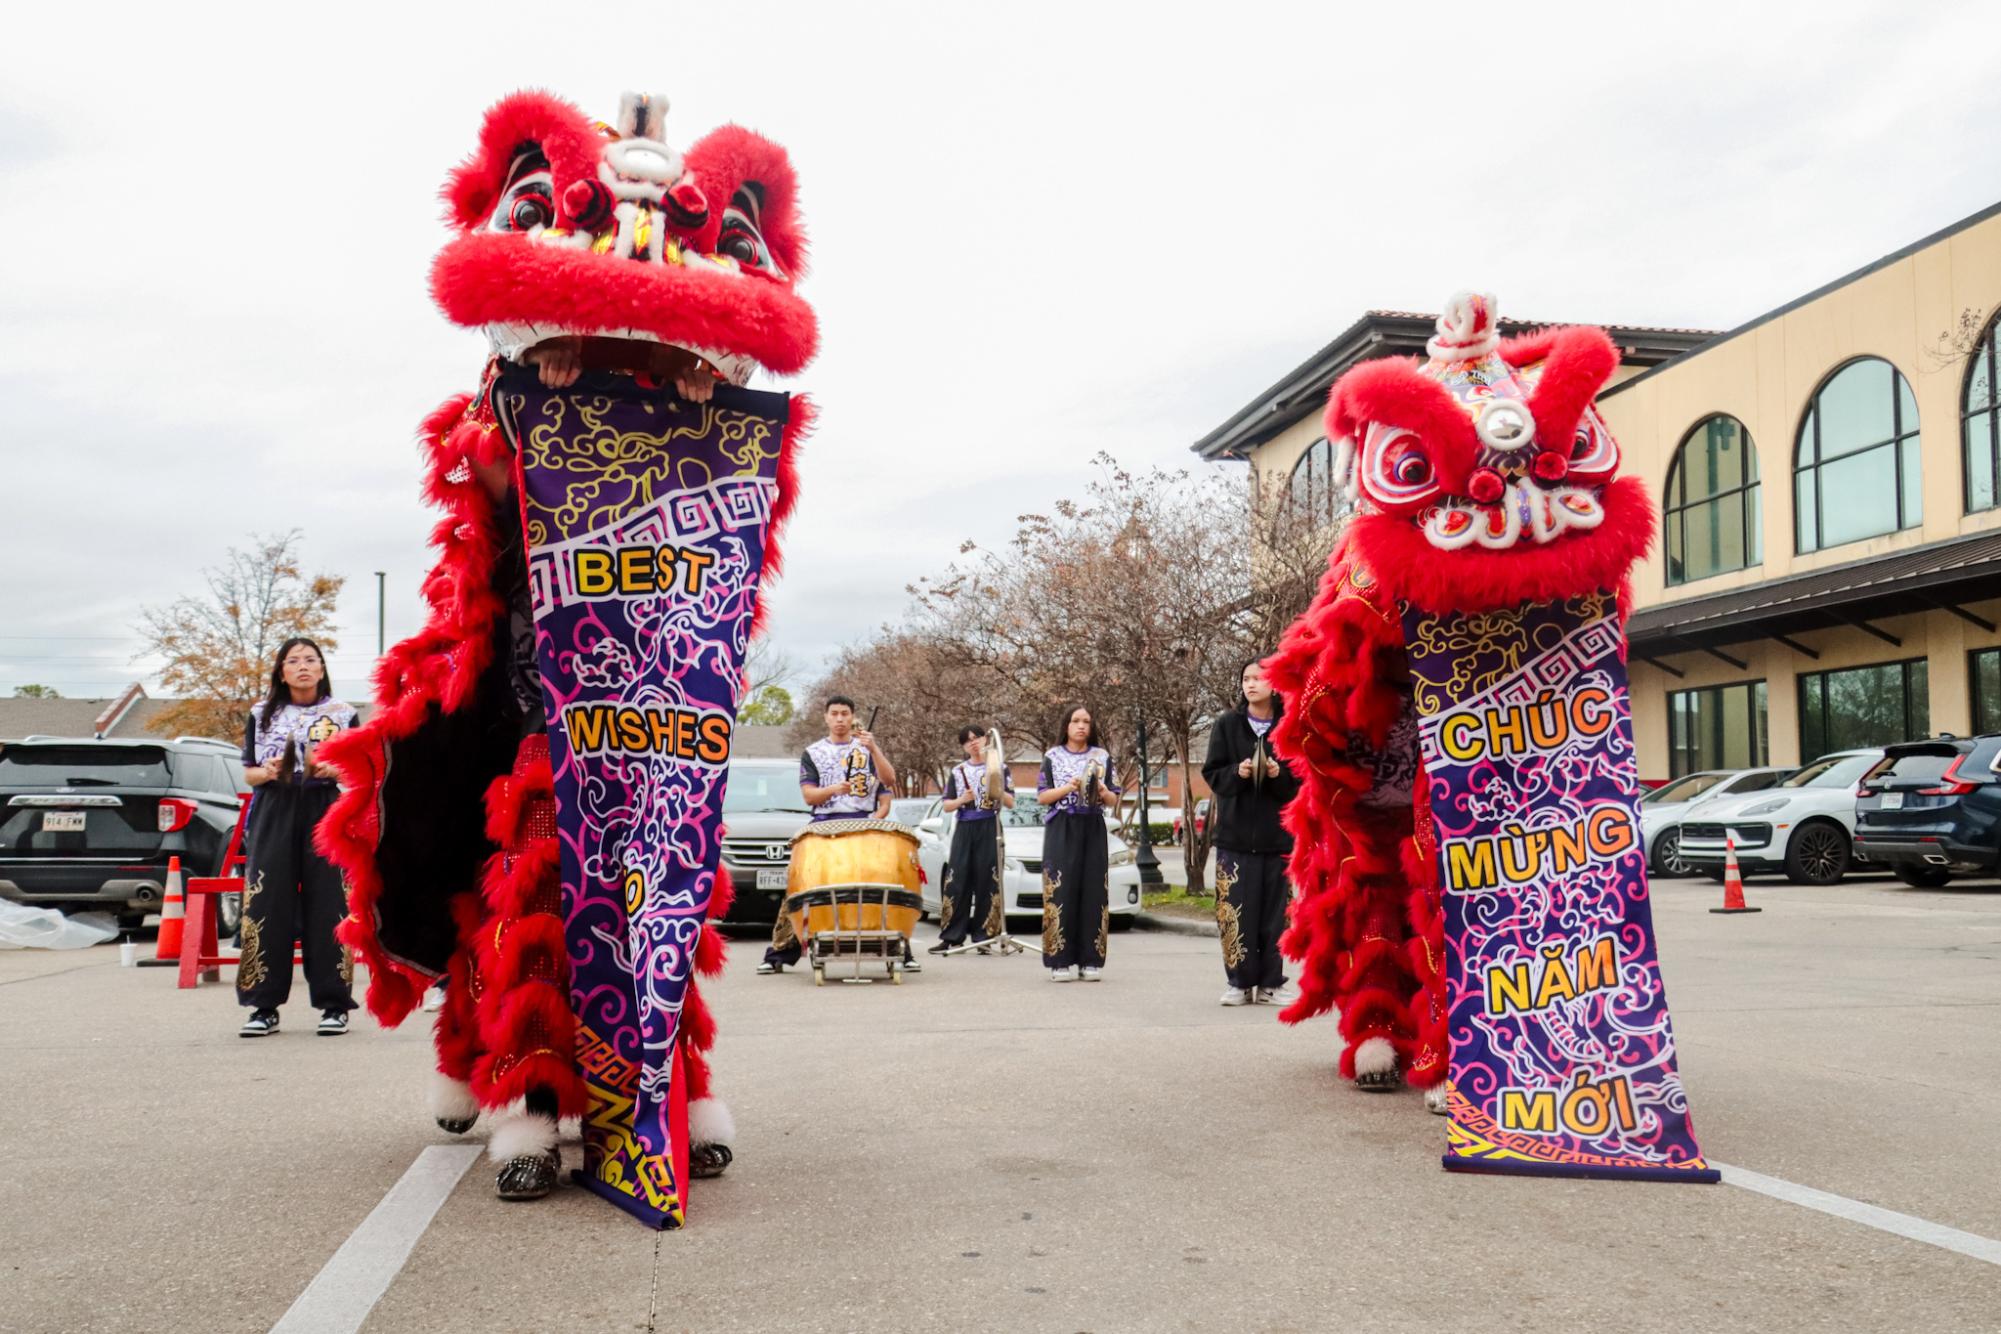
784,819,924,983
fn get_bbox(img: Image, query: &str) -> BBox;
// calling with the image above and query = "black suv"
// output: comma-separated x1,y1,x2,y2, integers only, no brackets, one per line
0,736,245,931
1853,735,2001,888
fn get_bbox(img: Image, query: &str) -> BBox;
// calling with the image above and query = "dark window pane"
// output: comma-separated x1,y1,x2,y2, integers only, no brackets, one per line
1969,343,1994,412
1665,682,1770,778
1681,494,1747,581
1800,675,1826,758
1748,483,1764,564
1970,411,1997,513
1899,439,1922,528
1973,650,2001,734
1817,446,1901,547
1796,469,1818,552
1798,660,1927,756
1818,360,1898,458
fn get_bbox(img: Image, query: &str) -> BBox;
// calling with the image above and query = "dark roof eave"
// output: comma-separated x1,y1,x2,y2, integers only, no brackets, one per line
1628,530,2001,654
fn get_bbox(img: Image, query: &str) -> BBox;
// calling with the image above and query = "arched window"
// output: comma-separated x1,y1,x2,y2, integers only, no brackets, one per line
1795,357,1921,553
1964,310,2000,513
1289,437,1333,522
1663,415,1761,586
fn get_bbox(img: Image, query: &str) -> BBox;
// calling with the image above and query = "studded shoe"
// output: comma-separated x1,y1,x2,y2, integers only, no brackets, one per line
689,1143,735,1179
495,1151,560,1201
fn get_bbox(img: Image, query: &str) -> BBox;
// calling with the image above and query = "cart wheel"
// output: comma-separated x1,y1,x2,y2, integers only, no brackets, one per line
891,967,902,985
814,967,825,987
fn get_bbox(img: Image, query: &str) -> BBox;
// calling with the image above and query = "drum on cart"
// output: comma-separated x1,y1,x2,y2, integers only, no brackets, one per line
784,819,924,984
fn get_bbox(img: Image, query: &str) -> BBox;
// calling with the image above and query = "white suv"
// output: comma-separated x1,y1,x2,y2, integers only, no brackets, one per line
1675,750,1882,886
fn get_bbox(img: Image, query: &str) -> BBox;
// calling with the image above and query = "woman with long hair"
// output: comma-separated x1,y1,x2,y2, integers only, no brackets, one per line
235,638,360,1037
1035,702,1120,980
929,724,1014,955
1201,658,1299,1006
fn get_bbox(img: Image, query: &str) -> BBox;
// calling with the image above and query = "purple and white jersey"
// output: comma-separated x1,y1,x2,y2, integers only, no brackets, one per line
243,698,360,785
1248,713,1275,738
800,737,879,819
1038,744,1117,821
946,760,997,821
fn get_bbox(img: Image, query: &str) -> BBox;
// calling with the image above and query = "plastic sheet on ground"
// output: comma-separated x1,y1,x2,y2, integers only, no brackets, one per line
0,900,119,949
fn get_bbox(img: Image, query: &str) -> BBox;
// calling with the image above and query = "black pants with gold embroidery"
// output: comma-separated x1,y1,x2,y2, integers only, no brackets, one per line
1215,848,1288,991
938,815,1003,946
236,782,354,1012
1041,812,1108,970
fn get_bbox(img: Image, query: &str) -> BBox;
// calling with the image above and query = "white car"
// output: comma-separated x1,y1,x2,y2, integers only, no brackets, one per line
1675,750,1883,886
911,789,1143,924
1639,767,1789,877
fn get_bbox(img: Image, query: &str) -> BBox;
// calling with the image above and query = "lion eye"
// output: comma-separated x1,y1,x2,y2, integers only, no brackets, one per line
1392,452,1432,485
508,193,553,231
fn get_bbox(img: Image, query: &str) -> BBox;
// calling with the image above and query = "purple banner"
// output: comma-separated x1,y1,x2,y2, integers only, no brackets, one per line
501,371,790,1226
1402,593,1717,1183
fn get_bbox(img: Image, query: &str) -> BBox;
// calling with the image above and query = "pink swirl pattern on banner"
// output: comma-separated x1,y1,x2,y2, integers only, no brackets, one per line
503,373,789,1226
1402,593,1717,1182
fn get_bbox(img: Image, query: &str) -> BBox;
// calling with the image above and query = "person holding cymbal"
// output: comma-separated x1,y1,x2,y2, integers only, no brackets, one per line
1036,702,1120,981
929,725,1014,955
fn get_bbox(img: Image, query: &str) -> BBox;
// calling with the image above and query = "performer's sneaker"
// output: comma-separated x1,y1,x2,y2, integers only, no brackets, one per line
1424,1085,1450,1116
238,1009,280,1038
317,1009,349,1036
755,960,782,975
902,956,922,973
926,941,951,955
1255,985,1292,1005
1079,967,1103,982
1050,965,1080,982
421,985,447,1013
495,1151,559,1202
1220,987,1251,1007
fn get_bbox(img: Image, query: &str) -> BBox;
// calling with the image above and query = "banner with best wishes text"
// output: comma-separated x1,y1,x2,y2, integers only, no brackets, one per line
500,369,791,1226
1401,592,1717,1183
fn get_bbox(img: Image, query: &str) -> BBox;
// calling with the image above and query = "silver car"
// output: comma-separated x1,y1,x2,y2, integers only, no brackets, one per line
911,788,1143,924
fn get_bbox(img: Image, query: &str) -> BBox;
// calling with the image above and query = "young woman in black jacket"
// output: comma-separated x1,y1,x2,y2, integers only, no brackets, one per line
1201,659,1299,1006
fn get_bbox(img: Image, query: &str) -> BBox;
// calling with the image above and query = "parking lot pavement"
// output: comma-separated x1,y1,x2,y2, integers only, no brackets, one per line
2,876,1997,1333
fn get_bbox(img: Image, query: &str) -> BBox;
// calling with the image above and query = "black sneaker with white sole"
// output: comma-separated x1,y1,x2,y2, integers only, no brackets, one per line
239,1009,280,1038
317,1009,349,1036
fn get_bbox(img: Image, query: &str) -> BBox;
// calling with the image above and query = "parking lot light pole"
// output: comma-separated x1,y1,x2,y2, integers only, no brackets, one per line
1134,717,1164,888
374,571,385,657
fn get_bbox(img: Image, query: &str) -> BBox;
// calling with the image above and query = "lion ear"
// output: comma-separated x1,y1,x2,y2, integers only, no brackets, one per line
1515,325,1619,445
684,125,808,279
1327,357,1481,490
442,89,602,229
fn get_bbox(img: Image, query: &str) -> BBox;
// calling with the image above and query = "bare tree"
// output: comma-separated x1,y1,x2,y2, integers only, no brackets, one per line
136,531,344,739
911,455,1286,891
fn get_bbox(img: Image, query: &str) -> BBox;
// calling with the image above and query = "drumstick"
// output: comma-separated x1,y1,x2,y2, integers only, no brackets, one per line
864,705,879,733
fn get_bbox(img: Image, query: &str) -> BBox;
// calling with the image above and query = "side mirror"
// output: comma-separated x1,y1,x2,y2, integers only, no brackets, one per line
921,817,942,833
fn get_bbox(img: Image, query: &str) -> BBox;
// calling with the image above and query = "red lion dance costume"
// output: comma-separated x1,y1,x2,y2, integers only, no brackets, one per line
317,89,816,1218
1269,294,1718,1183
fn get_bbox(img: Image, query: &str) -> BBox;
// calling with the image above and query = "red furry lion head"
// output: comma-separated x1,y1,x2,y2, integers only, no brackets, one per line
1331,293,1653,613
429,89,817,383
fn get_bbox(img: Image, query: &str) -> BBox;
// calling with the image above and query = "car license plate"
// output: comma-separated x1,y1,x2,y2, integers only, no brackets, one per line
1881,793,1904,810
756,868,787,890
43,811,86,833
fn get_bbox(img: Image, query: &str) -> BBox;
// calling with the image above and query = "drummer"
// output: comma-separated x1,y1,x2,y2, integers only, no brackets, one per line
757,696,902,974
928,725,1014,955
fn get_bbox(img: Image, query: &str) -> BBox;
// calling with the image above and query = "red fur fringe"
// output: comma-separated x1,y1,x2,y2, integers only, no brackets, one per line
1342,476,1655,616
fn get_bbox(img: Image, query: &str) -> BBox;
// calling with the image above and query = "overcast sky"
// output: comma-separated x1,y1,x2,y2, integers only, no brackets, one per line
4,1,1999,701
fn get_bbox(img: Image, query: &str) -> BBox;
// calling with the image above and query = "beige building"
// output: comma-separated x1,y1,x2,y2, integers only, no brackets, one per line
1196,199,2001,780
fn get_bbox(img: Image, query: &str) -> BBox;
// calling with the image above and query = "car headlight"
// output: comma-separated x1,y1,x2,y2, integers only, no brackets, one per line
1108,848,1135,866
1737,798,1790,817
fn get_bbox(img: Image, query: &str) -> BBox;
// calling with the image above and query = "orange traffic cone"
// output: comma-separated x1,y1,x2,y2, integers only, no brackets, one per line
1709,834,1761,914
138,856,186,966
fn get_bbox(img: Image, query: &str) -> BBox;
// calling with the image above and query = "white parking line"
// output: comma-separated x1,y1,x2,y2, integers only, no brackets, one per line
1719,1162,2001,1267
269,1145,480,1334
